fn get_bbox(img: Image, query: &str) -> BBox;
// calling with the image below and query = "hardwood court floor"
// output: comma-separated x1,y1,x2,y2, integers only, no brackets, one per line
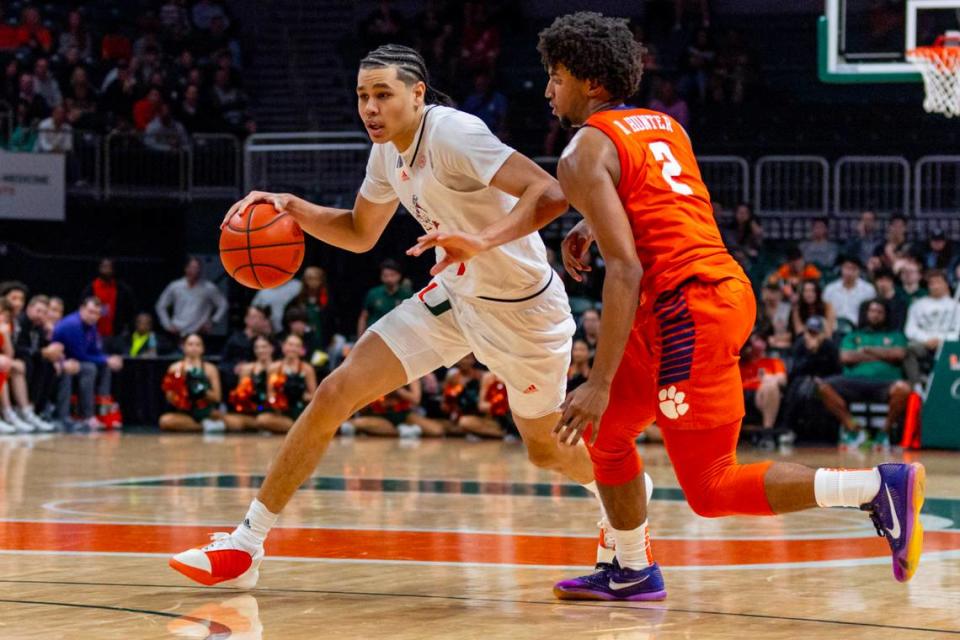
0,432,958,639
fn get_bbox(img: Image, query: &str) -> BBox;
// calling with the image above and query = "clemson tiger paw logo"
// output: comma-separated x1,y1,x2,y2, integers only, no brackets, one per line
658,386,689,420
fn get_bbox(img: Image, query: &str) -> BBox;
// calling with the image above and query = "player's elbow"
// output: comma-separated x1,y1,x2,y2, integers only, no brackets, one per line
537,180,568,221
605,257,643,285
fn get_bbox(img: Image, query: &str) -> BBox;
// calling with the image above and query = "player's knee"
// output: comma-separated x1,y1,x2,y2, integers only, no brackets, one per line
525,440,563,471
682,483,726,518
890,381,911,398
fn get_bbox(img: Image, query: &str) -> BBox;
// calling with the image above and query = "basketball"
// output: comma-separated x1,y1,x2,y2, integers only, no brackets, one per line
220,204,305,289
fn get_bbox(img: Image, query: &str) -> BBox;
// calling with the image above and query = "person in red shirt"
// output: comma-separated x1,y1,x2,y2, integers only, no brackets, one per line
80,258,137,338
419,11,926,598
15,6,53,54
739,331,787,429
133,87,163,131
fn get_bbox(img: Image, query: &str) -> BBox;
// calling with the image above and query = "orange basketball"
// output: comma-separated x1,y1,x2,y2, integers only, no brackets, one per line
220,204,305,289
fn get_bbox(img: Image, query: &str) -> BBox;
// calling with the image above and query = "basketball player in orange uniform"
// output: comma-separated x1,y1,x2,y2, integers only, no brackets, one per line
418,12,926,600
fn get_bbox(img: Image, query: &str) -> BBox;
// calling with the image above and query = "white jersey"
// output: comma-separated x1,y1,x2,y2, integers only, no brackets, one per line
359,105,551,300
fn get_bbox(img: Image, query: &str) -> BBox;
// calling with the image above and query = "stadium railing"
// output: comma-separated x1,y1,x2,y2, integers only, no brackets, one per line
243,132,369,208
754,155,830,218
191,133,242,200
915,156,960,218
833,156,910,217
105,131,191,200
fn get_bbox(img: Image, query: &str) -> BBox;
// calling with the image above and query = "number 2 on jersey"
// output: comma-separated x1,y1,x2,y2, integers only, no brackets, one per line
649,141,693,195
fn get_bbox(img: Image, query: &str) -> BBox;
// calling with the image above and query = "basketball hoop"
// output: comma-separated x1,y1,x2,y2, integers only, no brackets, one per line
907,31,960,117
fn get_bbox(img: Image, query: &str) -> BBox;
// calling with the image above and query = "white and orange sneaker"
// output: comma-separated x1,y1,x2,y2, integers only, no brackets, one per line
169,532,263,589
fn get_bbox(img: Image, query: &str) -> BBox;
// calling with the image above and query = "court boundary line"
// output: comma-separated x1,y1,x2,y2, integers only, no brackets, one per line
0,581,957,635
2,548,960,571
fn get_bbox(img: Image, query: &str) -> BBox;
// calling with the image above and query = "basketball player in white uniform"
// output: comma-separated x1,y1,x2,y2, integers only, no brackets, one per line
169,44,650,589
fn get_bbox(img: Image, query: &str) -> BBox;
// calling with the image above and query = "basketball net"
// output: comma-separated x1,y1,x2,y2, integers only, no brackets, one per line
907,31,960,117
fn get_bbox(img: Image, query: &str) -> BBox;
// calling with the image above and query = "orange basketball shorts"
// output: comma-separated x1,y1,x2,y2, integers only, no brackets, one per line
586,277,759,485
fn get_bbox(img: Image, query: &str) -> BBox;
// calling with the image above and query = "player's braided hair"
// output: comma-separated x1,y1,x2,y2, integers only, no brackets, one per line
360,44,455,106
537,12,645,101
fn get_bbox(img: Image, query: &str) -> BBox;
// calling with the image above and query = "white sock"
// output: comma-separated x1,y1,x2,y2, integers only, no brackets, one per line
814,468,882,508
611,520,653,570
233,498,278,549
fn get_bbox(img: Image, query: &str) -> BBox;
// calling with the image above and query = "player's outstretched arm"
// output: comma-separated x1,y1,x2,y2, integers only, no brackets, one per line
554,127,642,447
222,191,399,254
406,153,567,275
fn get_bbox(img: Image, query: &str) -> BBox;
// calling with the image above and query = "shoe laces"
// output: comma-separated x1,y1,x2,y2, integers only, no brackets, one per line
860,504,886,539
201,532,235,551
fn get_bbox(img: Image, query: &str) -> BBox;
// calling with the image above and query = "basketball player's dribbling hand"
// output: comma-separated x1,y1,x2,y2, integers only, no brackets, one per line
221,191,292,228
554,379,610,447
406,231,489,276
561,220,594,282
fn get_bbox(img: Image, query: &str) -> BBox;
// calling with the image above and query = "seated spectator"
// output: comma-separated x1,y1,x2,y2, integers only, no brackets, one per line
648,77,690,130
252,276,303,335
257,334,317,434
0,299,53,432
52,297,124,430
209,68,251,133
134,87,164,131
16,6,53,55
739,331,787,431
903,269,960,386
0,5,19,52
155,256,228,341
99,60,138,125
192,0,230,31
357,259,411,337
766,246,821,299
219,305,271,391
160,333,224,432
816,299,910,450
567,339,591,392
823,255,876,329
80,258,137,338
361,0,406,51
32,58,62,110
282,307,325,372
779,315,841,441
722,202,764,259
14,294,62,427
64,67,100,129
2,58,20,104
679,27,716,102
874,214,911,271
916,228,953,271
58,9,93,59
287,266,332,351
896,256,927,304
574,309,600,358
6,102,37,152
460,2,500,74
791,280,836,339
459,371,514,439
353,378,448,438
120,312,160,357
844,210,883,270
2,281,28,340
867,267,908,331
799,217,838,270
439,354,504,438
224,334,273,432
160,0,192,44
462,72,508,138
176,84,211,133
34,105,73,153
18,73,50,123
756,282,793,351
47,296,64,326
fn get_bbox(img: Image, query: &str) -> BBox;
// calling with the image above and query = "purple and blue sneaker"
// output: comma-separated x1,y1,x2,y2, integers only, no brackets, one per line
860,462,926,582
553,560,667,601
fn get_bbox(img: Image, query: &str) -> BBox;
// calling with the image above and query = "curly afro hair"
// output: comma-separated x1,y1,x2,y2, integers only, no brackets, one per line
537,12,645,101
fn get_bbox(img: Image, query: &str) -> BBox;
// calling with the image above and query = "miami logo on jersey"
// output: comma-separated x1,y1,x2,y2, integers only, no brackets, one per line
410,194,440,231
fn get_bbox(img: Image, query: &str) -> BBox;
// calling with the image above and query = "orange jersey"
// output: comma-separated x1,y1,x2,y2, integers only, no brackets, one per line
584,107,746,295
740,357,786,392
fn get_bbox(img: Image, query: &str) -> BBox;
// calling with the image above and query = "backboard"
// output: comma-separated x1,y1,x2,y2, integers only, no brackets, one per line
820,0,960,82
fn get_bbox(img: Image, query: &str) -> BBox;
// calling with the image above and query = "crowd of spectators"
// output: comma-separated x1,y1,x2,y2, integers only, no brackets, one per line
1,206,958,448
1,0,253,154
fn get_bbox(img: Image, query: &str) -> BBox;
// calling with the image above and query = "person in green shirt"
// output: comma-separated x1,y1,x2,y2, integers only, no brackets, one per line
356,259,411,337
816,299,912,451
